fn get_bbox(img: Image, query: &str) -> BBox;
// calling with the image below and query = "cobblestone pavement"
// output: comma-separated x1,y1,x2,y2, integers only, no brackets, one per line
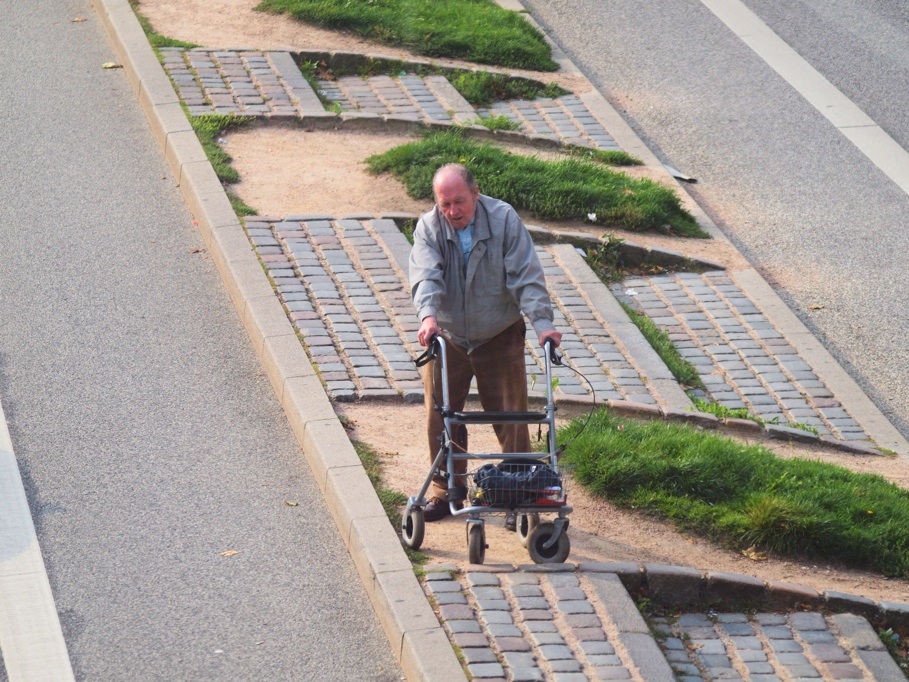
160,48,325,117
424,564,906,682
242,214,878,447
611,274,869,443
158,47,621,149
246,215,658,405
656,611,891,682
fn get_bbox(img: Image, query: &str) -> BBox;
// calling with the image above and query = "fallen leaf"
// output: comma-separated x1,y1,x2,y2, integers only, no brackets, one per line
189,248,204,254
808,304,825,311
284,500,299,507
72,17,87,22
742,546,767,561
102,62,123,69
220,549,239,557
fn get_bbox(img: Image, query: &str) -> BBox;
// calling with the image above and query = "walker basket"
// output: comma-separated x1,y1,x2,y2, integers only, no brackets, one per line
469,458,566,509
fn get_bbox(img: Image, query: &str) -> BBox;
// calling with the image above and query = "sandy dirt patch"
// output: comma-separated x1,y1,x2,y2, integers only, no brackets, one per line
224,127,432,217
340,401,909,605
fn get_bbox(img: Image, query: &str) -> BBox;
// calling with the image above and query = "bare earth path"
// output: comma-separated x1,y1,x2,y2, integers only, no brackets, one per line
139,0,909,606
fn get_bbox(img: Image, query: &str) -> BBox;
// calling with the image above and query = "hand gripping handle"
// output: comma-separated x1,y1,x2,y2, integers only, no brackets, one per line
413,335,440,367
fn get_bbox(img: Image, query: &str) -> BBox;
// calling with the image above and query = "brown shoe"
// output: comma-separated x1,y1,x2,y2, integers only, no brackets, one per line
425,498,462,522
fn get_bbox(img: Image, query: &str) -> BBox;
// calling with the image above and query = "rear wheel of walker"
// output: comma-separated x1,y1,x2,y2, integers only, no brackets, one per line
402,508,425,550
467,523,486,564
527,522,570,564
517,512,540,548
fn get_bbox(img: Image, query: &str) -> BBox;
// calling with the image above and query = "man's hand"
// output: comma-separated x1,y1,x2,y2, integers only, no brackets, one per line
538,329,562,348
418,315,442,347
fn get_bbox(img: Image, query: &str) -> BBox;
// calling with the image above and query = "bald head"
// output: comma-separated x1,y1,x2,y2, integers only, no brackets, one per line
433,163,479,229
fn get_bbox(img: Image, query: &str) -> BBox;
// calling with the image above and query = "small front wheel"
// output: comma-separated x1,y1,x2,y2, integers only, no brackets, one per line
467,523,486,565
528,522,570,564
402,508,425,550
517,512,540,548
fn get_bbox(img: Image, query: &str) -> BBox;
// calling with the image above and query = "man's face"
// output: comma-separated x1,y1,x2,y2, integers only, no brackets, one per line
434,173,479,230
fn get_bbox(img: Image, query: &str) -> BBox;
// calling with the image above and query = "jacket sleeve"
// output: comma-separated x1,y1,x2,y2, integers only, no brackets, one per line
502,210,556,338
409,213,446,322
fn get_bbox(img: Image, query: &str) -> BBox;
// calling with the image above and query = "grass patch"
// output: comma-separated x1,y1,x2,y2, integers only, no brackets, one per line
189,115,253,183
398,218,417,245
620,302,704,388
692,398,755,422
584,235,627,285
561,409,909,577
354,440,408,526
692,398,820,435
880,627,909,673
367,130,706,237
568,145,642,167
301,57,567,108
129,0,198,49
473,114,521,131
449,70,566,106
228,191,257,217
256,0,557,71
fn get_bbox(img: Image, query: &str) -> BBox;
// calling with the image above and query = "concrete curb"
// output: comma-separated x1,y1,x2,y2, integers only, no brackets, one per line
92,1,465,679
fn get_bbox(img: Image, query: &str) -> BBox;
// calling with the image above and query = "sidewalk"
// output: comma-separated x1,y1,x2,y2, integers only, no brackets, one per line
94,0,909,679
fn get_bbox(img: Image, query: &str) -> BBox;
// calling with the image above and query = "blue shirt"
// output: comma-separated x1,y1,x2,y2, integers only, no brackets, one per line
457,218,475,274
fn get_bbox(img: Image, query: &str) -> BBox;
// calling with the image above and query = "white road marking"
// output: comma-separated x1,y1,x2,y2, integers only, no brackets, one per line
0,400,74,681
700,0,909,195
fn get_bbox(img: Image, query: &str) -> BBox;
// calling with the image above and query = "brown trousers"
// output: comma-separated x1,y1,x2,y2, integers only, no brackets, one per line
423,319,531,500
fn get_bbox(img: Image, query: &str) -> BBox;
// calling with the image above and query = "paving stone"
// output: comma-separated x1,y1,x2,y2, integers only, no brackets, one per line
790,612,826,631
468,661,505,678
762,625,793,639
823,662,864,679
495,636,532,652
529,632,565,646
564,614,600,628
447,619,482,634
592,667,631,680
461,647,498,664
769,639,803,653
539,644,575,660
549,658,583,673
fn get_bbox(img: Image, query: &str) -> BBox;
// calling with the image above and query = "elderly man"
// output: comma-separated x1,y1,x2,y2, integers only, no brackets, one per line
409,163,562,522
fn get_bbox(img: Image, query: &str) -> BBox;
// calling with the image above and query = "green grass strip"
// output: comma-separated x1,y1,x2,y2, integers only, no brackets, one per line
353,440,427,564
256,0,557,72
449,71,566,106
620,302,704,387
367,130,707,237
561,410,909,577
189,115,253,184
354,441,408,526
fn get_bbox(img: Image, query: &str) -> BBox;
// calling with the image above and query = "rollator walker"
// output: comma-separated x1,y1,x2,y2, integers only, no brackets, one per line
402,334,572,564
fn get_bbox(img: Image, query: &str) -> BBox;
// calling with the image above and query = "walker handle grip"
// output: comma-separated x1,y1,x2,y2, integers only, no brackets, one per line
544,338,563,366
414,335,440,367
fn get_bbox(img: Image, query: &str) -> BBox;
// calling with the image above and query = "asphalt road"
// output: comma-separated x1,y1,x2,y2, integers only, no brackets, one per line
522,0,909,438
0,0,399,679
